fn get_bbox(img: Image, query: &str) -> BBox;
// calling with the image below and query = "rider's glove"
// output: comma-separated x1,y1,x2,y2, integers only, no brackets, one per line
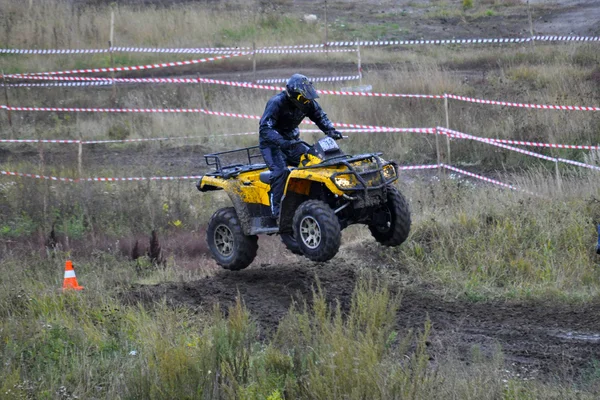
326,130,343,140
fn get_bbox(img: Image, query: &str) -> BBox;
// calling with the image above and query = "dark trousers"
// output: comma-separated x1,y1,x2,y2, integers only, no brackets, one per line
260,141,309,216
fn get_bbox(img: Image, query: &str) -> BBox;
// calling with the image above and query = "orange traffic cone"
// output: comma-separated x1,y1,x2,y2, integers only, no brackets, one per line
62,260,84,291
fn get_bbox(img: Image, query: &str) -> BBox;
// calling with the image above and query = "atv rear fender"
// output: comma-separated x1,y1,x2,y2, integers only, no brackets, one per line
197,175,256,235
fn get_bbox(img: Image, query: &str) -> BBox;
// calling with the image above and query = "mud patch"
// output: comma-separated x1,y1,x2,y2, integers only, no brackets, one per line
124,262,358,335
125,263,600,382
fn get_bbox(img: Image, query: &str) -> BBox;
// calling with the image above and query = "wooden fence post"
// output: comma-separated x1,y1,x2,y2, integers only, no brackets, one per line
78,135,83,179
555,159,562,193
324,0,328,56
435,127,442,173
109,7,116,102
2,71,13,130
444,95,452,167
252,42,257,83
357,42,362,85
198,74,211,136
527,0,534,39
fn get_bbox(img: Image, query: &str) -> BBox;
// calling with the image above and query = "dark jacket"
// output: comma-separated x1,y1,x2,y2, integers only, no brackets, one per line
259,91,335,147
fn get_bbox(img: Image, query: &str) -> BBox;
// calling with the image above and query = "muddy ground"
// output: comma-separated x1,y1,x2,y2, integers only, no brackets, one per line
125,259,600,383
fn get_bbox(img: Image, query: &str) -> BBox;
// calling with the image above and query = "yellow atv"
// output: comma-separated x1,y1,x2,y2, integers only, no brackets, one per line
196,137,411,270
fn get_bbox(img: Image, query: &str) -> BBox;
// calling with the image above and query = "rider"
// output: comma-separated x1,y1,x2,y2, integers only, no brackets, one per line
259,73,343,219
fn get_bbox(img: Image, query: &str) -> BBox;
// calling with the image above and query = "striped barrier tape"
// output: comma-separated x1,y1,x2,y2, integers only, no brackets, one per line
0,104,438,132
2,35,598,55
0,166,432,183
0,128,434,145
1,164,531,195
481,138,600,151
2,127,597,151
0,138,81,144
0,164,499,185
3,75,444,99
446,94,600,112
255,48,356,54
4,74,599,113
256,75,361,84
438,127,600,172
0,170,203,182
0,47,355,55
4,75,595,110
1,81,112,88
397,164,439,171
440,164,524,192
5,52,248,77
0,47,248,55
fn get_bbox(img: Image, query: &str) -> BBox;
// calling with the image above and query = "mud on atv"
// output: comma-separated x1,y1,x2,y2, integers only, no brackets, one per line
196,137,411,270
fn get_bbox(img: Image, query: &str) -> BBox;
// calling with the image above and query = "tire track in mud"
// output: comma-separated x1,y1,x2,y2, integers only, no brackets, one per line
124,261,600,381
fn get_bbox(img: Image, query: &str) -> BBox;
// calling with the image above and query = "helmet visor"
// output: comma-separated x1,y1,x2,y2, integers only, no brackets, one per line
297,81,319,100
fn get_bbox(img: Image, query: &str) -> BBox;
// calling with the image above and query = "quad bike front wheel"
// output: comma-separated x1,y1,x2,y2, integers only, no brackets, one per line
292,200,341,262
369,185,411,246
207,207,258,270
280,233,303,255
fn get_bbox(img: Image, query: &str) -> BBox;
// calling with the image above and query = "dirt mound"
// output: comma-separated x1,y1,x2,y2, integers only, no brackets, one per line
125,261,600,382
124,262,358,335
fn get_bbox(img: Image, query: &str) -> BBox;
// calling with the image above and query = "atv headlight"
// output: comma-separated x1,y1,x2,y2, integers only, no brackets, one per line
334,176,354,188
382,164,396,180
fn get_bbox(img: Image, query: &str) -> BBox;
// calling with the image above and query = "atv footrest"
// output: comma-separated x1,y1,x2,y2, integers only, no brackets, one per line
249,216,279,235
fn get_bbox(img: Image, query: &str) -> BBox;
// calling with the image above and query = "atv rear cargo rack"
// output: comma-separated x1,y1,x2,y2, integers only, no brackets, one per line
204,145,266,178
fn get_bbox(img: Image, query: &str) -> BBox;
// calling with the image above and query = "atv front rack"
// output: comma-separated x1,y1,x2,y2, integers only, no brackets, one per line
302,153,398,192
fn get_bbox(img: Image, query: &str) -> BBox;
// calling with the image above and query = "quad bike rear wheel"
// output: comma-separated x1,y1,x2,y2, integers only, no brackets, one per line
207,207,258,270
292,200,341,262
369,185,411,246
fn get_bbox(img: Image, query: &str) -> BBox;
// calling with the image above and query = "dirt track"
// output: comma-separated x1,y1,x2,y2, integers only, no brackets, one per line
125,259,600,382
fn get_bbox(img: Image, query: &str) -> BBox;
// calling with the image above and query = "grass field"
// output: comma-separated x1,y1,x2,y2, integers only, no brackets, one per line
1,0,600,398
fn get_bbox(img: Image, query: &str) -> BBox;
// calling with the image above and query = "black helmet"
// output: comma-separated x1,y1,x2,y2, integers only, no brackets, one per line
286,73,319,109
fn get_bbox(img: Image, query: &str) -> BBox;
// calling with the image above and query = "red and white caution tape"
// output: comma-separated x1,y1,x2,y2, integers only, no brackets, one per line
0,104,437,132
5,75,599,112
1,81,112,88
5,52,247,77
4,75,442,99
83,131,258,144
532,35,600,42
440,164,526,193
1,170,76,182
0,128,434,146
0,170,203,182
0,138,81,144
256,48,355,54
447,94,600,112
6,75,595,109
0,164,528,195
397,164,439,171
0,46,355,55
439,127,600,172
82,175,203,182
2,35,599,56
482,138,600,151
256,75,360,84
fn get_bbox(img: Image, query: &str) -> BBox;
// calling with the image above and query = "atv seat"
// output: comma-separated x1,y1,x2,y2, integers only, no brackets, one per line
259,171,271,184
259,168,294,184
